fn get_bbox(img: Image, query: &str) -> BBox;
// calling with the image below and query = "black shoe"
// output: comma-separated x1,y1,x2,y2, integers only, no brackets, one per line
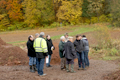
49,65,52,67
61,68,65,70
33,65,37,71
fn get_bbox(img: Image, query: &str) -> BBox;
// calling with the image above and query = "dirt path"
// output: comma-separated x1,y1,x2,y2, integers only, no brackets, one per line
0,59,119,80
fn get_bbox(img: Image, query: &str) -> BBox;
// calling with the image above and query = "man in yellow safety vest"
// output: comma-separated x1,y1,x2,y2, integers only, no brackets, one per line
33,32,48,76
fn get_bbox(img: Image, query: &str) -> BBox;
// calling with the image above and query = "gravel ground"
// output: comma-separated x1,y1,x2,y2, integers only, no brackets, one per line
0,59,119,80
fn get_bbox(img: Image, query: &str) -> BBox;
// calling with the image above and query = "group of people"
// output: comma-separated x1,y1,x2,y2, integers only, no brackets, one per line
27,32,55,76
59,33,89,73
26,32,89,76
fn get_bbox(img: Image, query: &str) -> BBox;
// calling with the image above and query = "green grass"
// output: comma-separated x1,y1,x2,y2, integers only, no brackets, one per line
102,56,120,60
51,26,95,40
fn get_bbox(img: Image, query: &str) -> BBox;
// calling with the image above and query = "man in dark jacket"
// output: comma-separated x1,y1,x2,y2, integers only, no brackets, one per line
64,36,77,73
73,35,86,70
27,35,36,73
82,35,90,67
46,35,55,67
59,36,66,70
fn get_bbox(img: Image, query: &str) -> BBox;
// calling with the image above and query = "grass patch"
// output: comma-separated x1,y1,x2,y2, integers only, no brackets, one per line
51,26,95,40
7,25,95,45
102,56,120,60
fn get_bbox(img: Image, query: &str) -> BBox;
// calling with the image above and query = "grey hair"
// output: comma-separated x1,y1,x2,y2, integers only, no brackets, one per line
35,33,39,37
40,32,45,36
60,36,65,40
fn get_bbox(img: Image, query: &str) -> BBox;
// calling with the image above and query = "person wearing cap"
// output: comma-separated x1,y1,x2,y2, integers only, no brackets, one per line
64,36,77,73
64,33,69,42
33,32,48,76
82,35,90,68
59,36,66,70
27,35,36,73
73,35,86,70
46,35,55,67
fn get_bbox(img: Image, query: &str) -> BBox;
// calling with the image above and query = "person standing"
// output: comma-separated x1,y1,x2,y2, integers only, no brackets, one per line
33,32,48,76
27,35,36,73
59,36,66,70
35,33,39,39
64,36,77,73
46,35,55,67
73,35,86,70
64,33,69,42
82,35,90,68
35,33,40,70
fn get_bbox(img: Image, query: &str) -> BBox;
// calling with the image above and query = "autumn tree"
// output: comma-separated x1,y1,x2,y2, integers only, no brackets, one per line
22,0,39,28
57,0,83,24
36,0,55,25
111,0,120,27
6,0,23,21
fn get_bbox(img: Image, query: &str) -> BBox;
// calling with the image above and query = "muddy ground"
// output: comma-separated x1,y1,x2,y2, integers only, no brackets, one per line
0,28,120,80
0,60,119,80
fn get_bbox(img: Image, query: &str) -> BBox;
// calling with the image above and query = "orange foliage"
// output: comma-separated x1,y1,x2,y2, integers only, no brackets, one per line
6,0,23,21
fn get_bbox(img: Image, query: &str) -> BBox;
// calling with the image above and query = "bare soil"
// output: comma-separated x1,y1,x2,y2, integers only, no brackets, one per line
0,60,119,80
0,28,120,80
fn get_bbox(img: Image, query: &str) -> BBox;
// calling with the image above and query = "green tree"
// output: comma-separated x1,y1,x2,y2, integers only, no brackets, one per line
36,0,55,25
22,0,40,28
111,0,120,27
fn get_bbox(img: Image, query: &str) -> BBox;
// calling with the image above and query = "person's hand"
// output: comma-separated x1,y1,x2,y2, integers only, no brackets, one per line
46,56,48,58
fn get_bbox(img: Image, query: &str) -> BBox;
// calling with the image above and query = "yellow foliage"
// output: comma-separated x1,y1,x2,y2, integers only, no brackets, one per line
91,17,98,24
57,0,82,24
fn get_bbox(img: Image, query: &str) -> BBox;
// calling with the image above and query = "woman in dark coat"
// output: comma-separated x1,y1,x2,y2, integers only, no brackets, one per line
46,35,55,67
27,35,36,72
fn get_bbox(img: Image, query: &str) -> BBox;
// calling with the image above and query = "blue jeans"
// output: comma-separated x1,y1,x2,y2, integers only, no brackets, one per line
77,52,85,69
36,58,45,75
83,50,89,66
29,57,36,66
46,55,51,67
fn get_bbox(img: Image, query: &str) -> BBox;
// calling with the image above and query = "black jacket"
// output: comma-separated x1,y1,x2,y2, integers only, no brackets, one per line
46,39,54,55
27,39,36,57
73,39,84,53
64,41,77,59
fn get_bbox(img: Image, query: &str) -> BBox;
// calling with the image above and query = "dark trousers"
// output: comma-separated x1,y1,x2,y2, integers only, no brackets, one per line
83,50,89,66
66,59,74,64
36,58,45,75
77,52,85,69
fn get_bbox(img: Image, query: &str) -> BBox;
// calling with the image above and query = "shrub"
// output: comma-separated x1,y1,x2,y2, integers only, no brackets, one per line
91,17,98,24
49,22,59,28
94,24,112,49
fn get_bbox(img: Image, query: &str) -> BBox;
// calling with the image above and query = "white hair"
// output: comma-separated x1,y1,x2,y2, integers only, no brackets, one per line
40,32,45,36
35,33,39,37
60,36,65,40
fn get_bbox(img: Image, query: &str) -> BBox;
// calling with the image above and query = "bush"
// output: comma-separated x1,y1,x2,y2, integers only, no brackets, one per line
49,22,59,28
94,24,112,49
91,17,98,24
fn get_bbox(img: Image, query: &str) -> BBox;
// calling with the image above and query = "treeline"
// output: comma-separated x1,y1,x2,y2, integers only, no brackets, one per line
0,0,120,31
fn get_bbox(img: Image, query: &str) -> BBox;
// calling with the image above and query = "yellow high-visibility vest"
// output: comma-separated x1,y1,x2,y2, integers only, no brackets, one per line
33,37,48,53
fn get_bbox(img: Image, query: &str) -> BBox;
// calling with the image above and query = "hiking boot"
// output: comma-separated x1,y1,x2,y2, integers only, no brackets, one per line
83,68,86,70
30,66,35,73
33,65,37,71
66,64,70,72
78,67,82,70
49,65,52,67
71,64,76,73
